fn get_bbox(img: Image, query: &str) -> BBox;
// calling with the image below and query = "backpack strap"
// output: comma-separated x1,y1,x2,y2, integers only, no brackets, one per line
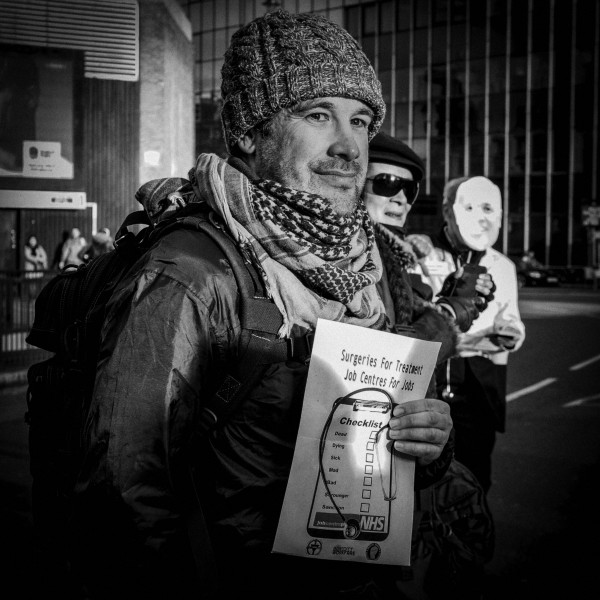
150,208,313,595
152,208,313,433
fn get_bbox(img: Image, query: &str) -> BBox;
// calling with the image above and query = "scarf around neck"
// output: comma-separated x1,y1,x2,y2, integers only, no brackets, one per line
189,153,388,336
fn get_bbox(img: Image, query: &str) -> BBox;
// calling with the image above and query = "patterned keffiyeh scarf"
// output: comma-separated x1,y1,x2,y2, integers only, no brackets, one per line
188,153,388,336
374,222,421,328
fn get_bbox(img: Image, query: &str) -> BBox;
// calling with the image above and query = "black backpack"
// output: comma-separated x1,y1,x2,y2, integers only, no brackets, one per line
24,180,312,597
397,458,495,600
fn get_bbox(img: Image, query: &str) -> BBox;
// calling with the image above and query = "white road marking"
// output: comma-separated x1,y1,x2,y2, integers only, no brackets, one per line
569,354,600,371
563,393,600,408
506,377,557,402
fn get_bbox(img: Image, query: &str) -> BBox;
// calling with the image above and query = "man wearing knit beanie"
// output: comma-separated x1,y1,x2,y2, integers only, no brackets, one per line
73,10,453,600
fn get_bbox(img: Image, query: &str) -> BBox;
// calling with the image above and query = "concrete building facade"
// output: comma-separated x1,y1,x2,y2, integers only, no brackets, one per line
0,0,194,271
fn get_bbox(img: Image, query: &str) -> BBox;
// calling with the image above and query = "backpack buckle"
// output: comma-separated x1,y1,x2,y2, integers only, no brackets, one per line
287,331,314,363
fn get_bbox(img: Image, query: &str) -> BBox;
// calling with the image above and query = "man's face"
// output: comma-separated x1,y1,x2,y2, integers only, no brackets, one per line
364,162,415,227
445,178,502,251
251,97,373,216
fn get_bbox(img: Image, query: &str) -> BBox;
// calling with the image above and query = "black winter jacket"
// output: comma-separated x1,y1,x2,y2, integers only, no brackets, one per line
73,214,453,599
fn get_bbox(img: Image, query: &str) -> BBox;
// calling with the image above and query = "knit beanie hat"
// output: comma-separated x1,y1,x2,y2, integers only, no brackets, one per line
220,10,386,151
369,132,425,182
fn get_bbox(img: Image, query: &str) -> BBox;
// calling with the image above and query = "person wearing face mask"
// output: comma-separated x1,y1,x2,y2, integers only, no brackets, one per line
410,176,525,494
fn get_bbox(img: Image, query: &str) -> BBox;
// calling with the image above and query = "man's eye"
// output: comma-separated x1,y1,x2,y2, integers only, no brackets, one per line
351,117,369,128
306,112,329,122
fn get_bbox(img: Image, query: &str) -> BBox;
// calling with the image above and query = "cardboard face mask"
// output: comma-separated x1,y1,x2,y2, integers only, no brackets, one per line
451,177,503,251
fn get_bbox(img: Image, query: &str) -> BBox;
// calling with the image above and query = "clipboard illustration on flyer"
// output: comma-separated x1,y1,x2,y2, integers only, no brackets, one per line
273,318,440,566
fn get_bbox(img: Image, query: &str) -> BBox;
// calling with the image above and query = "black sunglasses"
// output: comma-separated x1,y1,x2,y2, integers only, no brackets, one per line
366,174,420,204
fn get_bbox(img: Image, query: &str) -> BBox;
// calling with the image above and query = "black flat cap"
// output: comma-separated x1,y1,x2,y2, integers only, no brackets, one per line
369,131,425,182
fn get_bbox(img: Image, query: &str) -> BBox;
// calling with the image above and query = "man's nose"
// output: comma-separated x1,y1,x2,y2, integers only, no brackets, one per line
328,124,360,161
391,191,408,204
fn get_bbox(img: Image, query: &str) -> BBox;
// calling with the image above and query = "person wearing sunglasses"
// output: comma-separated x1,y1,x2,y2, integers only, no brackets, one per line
365,132,492,356
365,133,500,597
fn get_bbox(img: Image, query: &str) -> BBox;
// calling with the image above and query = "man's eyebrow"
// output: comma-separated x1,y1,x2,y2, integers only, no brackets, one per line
355,106,374,119
291,99,336,113
289,99,374,119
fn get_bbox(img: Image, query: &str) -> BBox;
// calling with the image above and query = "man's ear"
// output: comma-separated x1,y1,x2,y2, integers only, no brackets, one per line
236,130,257,156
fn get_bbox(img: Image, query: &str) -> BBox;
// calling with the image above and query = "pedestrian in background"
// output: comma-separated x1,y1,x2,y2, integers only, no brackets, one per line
23,233,48,276
58,227,86,270
78,227,113,264
411,176,525,493
23,233,48,300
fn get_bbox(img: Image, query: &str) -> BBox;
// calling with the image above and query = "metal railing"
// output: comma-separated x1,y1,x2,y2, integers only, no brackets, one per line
0,270,54,369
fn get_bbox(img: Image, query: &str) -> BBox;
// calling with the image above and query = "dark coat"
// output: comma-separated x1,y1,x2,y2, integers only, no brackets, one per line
73,217,453,599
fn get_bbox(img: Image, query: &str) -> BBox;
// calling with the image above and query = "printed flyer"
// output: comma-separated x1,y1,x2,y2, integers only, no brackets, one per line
273,318,440,566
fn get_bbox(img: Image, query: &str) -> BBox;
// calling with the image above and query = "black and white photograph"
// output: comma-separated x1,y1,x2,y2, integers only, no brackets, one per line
1,1,598,599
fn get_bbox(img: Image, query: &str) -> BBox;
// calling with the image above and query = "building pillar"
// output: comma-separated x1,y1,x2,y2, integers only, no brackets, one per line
138,0,194,184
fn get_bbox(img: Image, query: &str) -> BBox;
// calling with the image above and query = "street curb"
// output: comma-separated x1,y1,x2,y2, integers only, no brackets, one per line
0,370,28,388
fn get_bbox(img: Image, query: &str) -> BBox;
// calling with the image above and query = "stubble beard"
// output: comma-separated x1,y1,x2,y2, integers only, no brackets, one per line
255,134,363,217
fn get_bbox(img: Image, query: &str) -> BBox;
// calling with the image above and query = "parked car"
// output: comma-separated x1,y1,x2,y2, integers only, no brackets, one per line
510,254,561,288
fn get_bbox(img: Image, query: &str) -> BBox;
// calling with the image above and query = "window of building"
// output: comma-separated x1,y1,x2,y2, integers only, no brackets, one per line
530,53,550,90
509,92,526,133
363,3,378,35
380,1,395,33
379,70,392,105
201,30,214,60
415,0,429,28
488,56,506,94
396,31,411,68
412,101,428,138
488,135,506,176
469,95,485,134
450,0,466,24
488,94,506,134
510,1,528,56
432,0,448,25
414,29,428,66
469,21,486,60
361,35,376,65
394,102,410,138
509,135,526,173
413,67,428,102
469,58,486,96
346,5,360,38
531,131,548,173
395,68,411,103
431,25,447,64
396,0,411,31
489,12,508,57
430,136,446,176
379,33,393,71
449,134,465,176
227,0,241,28
531,0,550,52
201,0,215,31
510,56,527,91
469,134,485,174
450,23,466,61
530,90,548,132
